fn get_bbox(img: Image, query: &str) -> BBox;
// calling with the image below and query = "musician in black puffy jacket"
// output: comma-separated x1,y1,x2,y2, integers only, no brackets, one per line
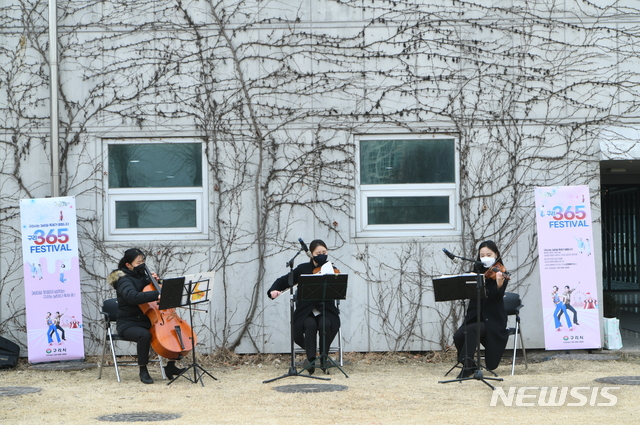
107,248,183,384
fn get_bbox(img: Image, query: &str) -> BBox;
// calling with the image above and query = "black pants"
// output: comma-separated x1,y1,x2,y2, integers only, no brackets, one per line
558,303,578,324
294,314,339,361
50,324,66,341
453,321,486,367
120,325,152,366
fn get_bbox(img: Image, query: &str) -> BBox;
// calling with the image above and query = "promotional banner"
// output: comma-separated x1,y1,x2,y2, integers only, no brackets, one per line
20,197,85,363
535,185,601,350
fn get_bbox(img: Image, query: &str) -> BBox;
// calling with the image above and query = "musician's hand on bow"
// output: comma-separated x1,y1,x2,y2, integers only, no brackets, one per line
270,290,281,299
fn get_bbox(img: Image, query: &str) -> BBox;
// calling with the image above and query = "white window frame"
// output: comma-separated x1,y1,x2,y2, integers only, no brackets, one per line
103,138,209,241
353,134,461,238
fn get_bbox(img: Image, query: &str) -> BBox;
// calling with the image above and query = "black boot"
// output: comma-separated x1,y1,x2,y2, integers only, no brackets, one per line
164,361,186,380
457,360,477,379
139,366,154,384
302,357,315,375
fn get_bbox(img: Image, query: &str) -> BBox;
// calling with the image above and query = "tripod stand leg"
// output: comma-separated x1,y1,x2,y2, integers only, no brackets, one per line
444,362,459,377
166,301,217,386
262,357,330,384
472,370,503,390
313,302,347,378
263,279,330,384
315,354,349,378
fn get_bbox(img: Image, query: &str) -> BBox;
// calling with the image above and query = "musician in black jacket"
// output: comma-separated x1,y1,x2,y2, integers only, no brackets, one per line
452,240,509,378
107,248,184,384
267,240,340,375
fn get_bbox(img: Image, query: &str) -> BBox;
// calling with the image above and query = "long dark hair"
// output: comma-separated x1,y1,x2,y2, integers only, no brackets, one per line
476,240,502,263
117,248,145,270
309,239,327,254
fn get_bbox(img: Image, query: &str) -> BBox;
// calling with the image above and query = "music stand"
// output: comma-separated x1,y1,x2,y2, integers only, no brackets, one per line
433,274,481,303
434,261,504,389
159,274,217,386
263,250,331,384
297,273,348,378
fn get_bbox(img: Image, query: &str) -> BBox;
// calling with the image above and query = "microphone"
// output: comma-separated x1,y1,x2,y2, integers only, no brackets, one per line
299,238,312,258
442,248,456,261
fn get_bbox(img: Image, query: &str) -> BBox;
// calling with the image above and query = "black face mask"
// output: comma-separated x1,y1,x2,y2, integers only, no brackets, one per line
133,263,147,278
313,254,328,266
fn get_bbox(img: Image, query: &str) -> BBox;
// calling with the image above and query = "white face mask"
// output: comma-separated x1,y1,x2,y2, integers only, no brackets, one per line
480,256,496,267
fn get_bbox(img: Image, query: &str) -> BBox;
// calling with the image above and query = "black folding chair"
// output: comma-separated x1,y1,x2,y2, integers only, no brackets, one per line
97,298,166,382
503,292,528,375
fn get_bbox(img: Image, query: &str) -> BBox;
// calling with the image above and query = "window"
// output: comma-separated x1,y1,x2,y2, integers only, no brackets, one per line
105,139,208,240
354,135,460,238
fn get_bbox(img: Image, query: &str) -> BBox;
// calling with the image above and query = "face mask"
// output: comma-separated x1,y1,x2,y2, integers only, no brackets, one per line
480,257,496,268
313,254,328,266
133,263,147,277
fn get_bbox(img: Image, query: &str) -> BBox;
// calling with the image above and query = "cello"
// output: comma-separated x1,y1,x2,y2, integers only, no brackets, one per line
139,265,196,359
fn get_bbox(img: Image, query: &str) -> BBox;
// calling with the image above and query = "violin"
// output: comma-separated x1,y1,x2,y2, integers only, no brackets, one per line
484,262,511,281
313,265,340,274
139,265,196,359
278,264,341,296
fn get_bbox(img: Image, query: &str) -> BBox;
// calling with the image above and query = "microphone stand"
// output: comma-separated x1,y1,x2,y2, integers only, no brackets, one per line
439,249,503,390
263,248,329,384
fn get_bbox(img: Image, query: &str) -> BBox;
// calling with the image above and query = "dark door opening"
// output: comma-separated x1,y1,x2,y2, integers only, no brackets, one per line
601,160,640,346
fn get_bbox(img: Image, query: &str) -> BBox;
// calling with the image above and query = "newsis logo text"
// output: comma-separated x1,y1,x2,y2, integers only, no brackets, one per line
490,386,620,407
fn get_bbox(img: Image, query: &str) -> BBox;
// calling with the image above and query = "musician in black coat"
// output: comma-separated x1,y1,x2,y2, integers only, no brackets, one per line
453,240,509,377
107,248,184,384
268,240,341,374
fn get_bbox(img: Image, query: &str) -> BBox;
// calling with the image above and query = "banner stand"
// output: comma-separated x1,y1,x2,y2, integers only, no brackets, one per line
20,197,85,363
534,186,601,351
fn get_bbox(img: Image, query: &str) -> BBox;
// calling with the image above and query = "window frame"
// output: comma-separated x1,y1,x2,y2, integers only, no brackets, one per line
103,138,209,241
353,134,461,238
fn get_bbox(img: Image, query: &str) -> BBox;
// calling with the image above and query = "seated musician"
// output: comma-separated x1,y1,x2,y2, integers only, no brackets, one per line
107,248,185,384
452,240,509,378
267,240,340,375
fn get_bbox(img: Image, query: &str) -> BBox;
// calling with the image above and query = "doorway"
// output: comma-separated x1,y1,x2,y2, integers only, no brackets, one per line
601,160,640,347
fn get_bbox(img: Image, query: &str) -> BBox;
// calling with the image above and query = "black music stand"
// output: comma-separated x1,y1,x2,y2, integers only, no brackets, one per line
434,274,483,377
159,275,217,386
433,274,481,303
297,273,349,378
434,263,503,390
263,250,331,384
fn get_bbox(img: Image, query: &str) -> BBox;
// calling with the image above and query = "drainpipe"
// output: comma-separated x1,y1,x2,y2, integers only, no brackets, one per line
49,0,60,197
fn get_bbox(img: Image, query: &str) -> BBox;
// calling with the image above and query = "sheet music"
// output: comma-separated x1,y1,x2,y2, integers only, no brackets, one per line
182,271,214,304
320,261,335,275
437,272,478,279
183,271,215,284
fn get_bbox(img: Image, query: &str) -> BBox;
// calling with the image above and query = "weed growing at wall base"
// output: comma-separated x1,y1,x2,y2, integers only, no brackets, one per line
490,386,620,407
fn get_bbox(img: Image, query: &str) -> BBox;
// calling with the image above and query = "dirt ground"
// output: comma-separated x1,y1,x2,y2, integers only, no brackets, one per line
1,351,639,425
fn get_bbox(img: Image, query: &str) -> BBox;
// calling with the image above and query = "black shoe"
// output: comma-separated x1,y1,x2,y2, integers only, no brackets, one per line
139,368,154,384
164,362,186,380
303,358,315,375
456,359,477,379
457,366,476,379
